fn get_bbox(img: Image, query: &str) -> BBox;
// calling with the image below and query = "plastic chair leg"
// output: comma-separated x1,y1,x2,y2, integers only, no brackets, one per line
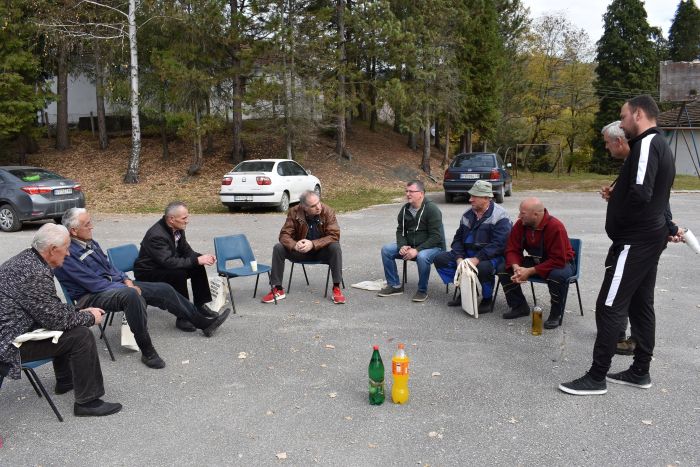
99,316,116,362
225,277,237,314
302,264,310,285
324,266,330,298
402,260,407,285
287,262,295,293
530,282,538,307
253,274,260,298
575,280,583,316
23,367,64,422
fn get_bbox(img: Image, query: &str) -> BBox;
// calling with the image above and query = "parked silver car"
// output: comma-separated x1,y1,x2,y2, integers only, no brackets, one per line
0,166,85,232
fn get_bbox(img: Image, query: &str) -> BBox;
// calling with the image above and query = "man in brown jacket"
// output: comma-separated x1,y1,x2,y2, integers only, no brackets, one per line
262,190,345,304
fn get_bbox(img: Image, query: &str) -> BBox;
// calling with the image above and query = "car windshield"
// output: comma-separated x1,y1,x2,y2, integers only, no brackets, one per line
454,155,494,169
8,168,64,182
232,161,275,173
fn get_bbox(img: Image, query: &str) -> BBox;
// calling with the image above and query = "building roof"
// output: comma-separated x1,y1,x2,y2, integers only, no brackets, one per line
657,99,700,128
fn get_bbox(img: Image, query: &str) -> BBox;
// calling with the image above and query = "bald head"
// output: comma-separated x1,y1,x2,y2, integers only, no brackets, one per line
518,197,545,228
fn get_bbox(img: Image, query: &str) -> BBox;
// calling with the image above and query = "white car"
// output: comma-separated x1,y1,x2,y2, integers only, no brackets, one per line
220,159,322,212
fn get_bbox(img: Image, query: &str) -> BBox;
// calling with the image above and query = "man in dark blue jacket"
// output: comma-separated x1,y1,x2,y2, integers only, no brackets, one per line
433,180,512,314
55,209,231,369
560,95,675,396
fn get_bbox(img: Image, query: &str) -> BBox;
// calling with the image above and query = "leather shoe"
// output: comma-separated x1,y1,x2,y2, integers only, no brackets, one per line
74,399,122,417
141,349,166,369
198,304,219,318
544,312,563,329
503,303,530,319
478,300,493,315
55,381,73,395
175,317,197,332
203,307,232,337
447,295,460,307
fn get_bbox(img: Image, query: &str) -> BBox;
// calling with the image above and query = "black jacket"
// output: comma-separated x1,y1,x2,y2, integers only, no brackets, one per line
134,217,200,274
605,127,675,243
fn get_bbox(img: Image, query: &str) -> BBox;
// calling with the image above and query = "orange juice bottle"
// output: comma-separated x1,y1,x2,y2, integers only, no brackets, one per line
391,343,410,404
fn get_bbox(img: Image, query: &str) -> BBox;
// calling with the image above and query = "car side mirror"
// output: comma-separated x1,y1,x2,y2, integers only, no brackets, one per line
306,169,312,175
506,163,512,168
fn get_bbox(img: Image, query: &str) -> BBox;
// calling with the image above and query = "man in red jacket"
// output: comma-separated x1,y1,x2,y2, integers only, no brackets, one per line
497,197,575,329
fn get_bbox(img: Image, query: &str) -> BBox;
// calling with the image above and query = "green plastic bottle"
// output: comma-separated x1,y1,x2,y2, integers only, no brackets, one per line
368,345,385,405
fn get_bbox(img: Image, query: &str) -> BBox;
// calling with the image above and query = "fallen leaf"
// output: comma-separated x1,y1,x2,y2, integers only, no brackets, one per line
368,443,378,448
276,452,287,459
641,420,653,425
344,416,352,420
238,352,248,359
266,410,274,416
428,431,438,438
181,360,189,365
328,392,337,398
324,344,335,349
431,372,441,377
320,364,327,368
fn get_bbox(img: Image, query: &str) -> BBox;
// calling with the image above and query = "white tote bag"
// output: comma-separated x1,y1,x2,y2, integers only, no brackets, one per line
207,276,229,313
453,259,481,318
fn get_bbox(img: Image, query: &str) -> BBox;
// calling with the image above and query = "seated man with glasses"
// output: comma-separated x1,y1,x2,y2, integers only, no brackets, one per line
378,180,445,302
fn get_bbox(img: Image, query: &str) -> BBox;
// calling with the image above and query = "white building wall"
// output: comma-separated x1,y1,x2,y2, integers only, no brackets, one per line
41,73,118,124
667,129,700,176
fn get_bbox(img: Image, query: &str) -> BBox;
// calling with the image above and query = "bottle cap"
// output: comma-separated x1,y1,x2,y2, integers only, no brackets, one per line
373,345,379,350
398,343,405,349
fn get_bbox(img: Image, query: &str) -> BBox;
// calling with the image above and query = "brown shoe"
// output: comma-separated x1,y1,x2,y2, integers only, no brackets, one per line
615,338,636,356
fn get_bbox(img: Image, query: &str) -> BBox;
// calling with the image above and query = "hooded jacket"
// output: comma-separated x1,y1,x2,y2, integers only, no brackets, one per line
396,198,445,251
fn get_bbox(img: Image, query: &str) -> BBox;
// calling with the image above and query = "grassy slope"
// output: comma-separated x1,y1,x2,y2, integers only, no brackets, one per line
24,121,700,214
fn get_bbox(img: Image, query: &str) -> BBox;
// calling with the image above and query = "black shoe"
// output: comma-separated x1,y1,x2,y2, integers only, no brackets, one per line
558,373,607,395
447,296,461,307
606,368,652,389
74,399,122,417
478,299,493,315
544,312,563,329
55,381,73,395
175,317,197,332
141,349,166,369
203,307,232,337
503,303,530,319
198,304,219,318
377,285,404,297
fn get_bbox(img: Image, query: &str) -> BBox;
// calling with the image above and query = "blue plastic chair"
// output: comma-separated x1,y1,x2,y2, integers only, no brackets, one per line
0,358,64,421
107,243,139,275
58,281,116,362
493,238,584,316
214,234,272,312
286,259,346,297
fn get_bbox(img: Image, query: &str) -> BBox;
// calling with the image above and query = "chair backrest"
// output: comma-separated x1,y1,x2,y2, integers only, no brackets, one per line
107,244,139,274
57,280,76,305
213,234,255,273
569,238,582,280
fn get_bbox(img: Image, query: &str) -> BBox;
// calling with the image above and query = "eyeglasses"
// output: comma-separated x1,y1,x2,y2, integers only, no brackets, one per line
405,190,421,194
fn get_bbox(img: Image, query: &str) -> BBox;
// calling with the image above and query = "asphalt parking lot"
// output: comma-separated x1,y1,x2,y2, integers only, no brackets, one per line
1,190,698,466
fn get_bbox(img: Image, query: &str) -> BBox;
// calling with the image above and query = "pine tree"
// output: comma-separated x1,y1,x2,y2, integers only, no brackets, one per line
668,0,700,61
590,0,659,174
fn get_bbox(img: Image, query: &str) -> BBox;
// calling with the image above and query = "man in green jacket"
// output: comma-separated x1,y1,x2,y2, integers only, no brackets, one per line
378,180,445,302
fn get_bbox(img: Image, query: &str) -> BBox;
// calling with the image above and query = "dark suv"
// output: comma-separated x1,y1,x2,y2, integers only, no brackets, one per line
443,152,512,203
0,166,85,232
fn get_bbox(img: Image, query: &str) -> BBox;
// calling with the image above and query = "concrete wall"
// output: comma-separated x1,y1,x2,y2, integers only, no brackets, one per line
666,129,700,176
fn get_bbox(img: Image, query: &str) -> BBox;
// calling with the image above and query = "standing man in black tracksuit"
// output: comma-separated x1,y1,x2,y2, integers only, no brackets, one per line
560,95,675,396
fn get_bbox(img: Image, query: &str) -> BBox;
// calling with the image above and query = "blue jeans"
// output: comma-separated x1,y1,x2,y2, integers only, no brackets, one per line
381,243,443,293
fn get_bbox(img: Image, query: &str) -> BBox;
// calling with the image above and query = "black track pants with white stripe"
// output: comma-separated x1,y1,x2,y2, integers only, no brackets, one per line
588,238,667,380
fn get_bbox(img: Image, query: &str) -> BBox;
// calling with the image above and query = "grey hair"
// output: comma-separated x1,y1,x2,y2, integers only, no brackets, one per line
165,201,187,217
601,121,626,140
31,223,69,252
407,180,425,193
61,207,87,229
299,190,320,206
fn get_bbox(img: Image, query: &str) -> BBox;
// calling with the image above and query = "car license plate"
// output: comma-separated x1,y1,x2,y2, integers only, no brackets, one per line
234,196,252,202
460,174,479,180
54,188,73,195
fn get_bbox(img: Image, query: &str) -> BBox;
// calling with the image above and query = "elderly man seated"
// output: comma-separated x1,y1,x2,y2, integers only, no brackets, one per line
55,208,231,370
433,180,511,314
0,224,121,417
498,197,575,329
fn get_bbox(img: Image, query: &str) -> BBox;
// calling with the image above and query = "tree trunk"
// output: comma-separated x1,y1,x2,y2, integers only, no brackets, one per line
55,40,70,150
124,0,141,184
160,88,170,160
188,103,203,175
205,96,214,155
462,128,472,153
288,14,297,160
393,109,401,133
433,120,440,149
94,42,109,150
282,42,292,160
335,0,351,160
421,106,431,174
442,119,450,168
408,132,416,150
369,58,377,131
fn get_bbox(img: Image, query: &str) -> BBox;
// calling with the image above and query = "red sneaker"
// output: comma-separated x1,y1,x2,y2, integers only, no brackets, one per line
262,287,285,303
332,286,346,304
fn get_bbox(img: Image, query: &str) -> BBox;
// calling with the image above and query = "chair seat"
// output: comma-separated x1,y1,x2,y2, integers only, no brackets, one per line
220,264,271,278
22,358,53,369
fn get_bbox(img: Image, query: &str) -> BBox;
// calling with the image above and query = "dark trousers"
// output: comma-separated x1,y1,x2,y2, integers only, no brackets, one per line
19,327,104,404
135,265,212,307
497,259,575,316
588,239,666,380
433,251,500,299
78,282,211,333
270,242,343,287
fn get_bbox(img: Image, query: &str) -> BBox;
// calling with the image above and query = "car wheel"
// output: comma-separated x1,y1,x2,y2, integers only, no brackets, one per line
277,192,290,212
505,182,512,197
494,186,505,204
444,192,454,203
0,204,22,232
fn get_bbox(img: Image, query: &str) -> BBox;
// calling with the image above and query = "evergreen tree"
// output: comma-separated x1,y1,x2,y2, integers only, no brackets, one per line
668,0,700,61
590,0,659,173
